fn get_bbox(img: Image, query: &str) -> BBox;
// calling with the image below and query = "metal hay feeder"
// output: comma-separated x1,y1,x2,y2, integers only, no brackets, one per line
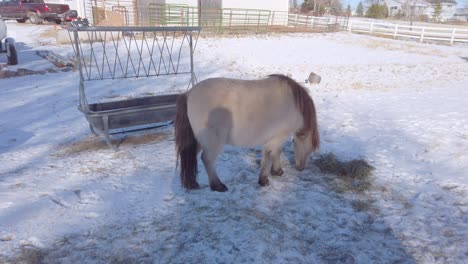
68,25,201,148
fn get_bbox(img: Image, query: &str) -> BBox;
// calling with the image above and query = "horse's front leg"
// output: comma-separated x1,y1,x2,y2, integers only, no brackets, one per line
259,149,273,186
270,149,284,176
259,135,288,186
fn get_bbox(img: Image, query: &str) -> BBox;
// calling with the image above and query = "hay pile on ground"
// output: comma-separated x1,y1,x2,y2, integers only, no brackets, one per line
314,153,375,193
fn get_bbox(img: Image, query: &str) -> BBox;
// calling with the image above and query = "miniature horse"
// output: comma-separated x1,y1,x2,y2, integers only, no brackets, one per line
175,74,319,192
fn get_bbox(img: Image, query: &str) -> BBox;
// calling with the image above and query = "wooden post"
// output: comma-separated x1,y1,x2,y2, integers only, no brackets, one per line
245,10,248,31
420,27,425,43
393,24,398,38
257,12,261,32
370,22,374,35
348,20,352,32
198,0,202,27
450,28,456,45
229,10,232,31
132,0,138,26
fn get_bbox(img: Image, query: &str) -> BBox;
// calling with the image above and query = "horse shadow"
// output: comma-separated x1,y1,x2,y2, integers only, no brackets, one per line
166,113,416,262
163,139,415,263
0,123,419,263
165,89,415,262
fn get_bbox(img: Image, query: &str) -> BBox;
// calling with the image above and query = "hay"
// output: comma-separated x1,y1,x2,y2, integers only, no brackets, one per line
1,246,46,264
314,153,374,179
314,153,375,193
56,131,171,156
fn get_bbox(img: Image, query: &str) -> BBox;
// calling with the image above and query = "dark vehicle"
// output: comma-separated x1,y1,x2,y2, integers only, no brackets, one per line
0,0,77,25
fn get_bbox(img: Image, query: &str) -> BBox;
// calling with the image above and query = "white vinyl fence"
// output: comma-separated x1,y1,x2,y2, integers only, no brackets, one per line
287,14,345,30
348,20,468,44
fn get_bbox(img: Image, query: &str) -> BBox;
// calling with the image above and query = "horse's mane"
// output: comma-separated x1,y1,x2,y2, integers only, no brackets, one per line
269,74,320,149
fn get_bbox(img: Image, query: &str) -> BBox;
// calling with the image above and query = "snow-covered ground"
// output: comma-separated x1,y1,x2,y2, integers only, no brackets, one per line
1,22,467,263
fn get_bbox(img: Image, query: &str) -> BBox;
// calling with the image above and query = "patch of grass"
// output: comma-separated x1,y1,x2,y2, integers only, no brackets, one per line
314,153,375,193
318,246,355,264
3,246,46,264
39,28,57,39
314,153,375,178
351,198,374,212
56,131,171,156
109,255,147,264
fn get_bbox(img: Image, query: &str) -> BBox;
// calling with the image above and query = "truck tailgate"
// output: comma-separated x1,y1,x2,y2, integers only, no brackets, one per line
46,4,69,14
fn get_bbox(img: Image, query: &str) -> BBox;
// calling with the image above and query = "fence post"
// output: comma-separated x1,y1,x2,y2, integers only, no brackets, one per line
393,24,398,38
189,32,195,88
370,22,374,35
257,12,261,33
348,20,352,32
450,28,456,45
229,10,232,31
420,27,425,43
295,14,298,30
245,10,248,31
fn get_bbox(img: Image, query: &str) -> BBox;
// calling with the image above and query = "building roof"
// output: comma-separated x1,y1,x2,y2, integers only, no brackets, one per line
427,0,457,4
385,0,431,8
455,8,468,15
386,0,456,6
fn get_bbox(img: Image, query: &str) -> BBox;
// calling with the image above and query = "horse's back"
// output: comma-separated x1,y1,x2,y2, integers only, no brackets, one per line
188,77,293,112
187,77,301,147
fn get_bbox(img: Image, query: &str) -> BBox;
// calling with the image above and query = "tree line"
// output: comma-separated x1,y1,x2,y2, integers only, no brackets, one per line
355,0,445,21
291,0,446,21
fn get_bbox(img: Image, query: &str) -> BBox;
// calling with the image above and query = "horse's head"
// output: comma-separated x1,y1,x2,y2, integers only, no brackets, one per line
293,130,319,171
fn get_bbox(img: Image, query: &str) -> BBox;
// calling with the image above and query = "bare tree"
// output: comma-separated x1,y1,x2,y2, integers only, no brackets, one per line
302,0,344,15
292,0,299,9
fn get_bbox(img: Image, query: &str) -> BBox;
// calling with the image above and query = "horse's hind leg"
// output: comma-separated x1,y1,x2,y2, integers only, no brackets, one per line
198,129,228,192
201,146,228,192
259,149,273,186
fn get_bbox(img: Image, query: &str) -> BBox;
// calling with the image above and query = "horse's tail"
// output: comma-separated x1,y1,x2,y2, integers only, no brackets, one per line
175,93,199,190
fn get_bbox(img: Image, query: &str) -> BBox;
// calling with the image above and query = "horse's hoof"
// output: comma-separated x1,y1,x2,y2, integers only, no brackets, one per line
271,168,284,176
184,181,200,190
258,178,270,187
211,183,228,192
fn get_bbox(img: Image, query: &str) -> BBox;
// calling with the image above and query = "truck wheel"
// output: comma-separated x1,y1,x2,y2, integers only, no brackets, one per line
54,19,62,25
16,18,27,23
29,13,43,25
5,38,18,65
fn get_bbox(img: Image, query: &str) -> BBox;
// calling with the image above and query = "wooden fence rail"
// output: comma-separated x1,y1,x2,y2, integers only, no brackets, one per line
348,20,468,44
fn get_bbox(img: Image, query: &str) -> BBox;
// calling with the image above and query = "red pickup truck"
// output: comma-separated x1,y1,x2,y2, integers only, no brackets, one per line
0,0,77,24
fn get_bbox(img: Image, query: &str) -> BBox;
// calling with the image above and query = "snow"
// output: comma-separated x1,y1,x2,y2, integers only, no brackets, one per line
1,21,468,263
